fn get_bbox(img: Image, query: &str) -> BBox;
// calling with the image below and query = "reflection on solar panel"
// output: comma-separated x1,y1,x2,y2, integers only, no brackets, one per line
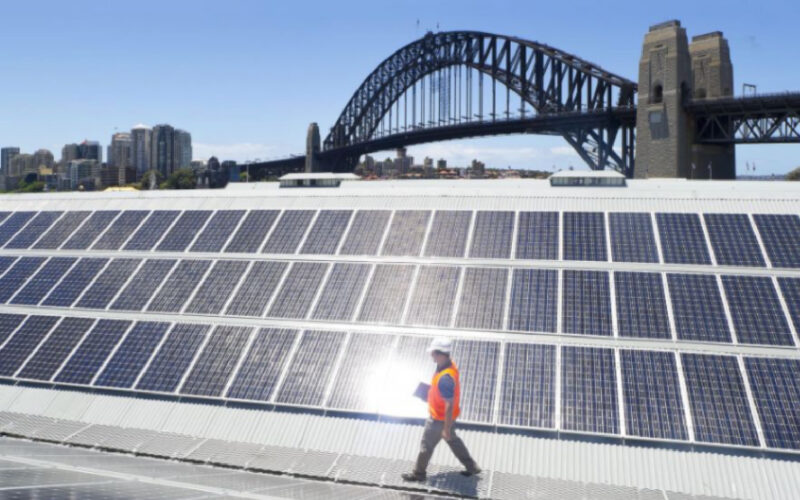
275,330,346,406
262,210,315,254
224,210,279,253
656,213,712,265
32,211,90,249
226,328,297,401
721,275,792,346
156,210,212,252
455,267,507,330
745,357,800,449
508,269,557,333
183,260,249,314
383,335,434,416
94,322,170,388
499,343,555,428
0,211,36,246
608,212,659,263
562,212,606,262
681,353,759,446
16,318,95,381
620,350,687,440
41,258,108,307
452,339,498,423
91,211,149,250
311,263,370,321
357,264,415,324
515,212,558,260
9,258,76,305
124,211,180,251
109,259,176,311
0,314,26,345
667,274,731,343
267,262,328,319
338,210,390,256
76,259,141,309
704,214,765,267
753,214,800,268
224,261,287,317
300,210,352,254
146,260,211,313
326,332,394,412
424,211,472,258
180,326,253,397
62,211,119,250
404,266,460,327
562,270,611,336
469,211,514,259
381,210,431,256
0,315,60,377
561,346,618,434
777,277,800,332
55,319,131,385
5,211,62,249
135,324,209,392
190,210,245,252
615,272,670,339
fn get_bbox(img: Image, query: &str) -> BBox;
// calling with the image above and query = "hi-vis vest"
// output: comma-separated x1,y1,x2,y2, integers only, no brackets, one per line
428,362,461,421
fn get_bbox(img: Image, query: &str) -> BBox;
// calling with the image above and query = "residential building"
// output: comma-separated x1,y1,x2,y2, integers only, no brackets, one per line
131,124,151,177
1,147,20,174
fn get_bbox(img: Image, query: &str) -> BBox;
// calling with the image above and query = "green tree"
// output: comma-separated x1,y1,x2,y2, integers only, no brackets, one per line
16,178,45,193
786,166,800,181
160,168,197,190
138,169,164,190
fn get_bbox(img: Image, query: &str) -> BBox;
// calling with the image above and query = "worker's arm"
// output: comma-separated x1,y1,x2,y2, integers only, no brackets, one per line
442,400,454,441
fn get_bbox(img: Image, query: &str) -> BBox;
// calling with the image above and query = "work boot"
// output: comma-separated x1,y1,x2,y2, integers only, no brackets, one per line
401,471,427,482
460,465,482,477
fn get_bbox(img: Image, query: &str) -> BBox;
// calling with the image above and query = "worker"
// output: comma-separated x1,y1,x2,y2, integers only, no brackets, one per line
402,337,481,482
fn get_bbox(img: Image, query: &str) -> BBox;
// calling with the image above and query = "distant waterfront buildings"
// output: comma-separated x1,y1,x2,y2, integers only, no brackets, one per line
131,124,151,176
1,147,20,174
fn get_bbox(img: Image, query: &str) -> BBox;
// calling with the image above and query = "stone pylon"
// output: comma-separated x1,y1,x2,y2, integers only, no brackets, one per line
305,123,321,173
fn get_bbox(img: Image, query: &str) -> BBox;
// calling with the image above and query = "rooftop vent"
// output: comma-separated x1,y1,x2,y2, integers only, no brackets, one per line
278,172,360,188
549,169,626,187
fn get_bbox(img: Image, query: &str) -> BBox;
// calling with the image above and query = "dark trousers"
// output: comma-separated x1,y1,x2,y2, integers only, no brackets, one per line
413,418,477,475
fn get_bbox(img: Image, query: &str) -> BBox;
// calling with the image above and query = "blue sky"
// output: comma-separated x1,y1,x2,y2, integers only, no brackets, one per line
0,0,797,174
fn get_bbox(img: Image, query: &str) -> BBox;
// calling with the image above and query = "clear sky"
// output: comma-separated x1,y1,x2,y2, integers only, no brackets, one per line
1,0,797,174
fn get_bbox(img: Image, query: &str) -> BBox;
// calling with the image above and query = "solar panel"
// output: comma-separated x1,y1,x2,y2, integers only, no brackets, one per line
266,262,328,319
777,277,800,333
300,210,352,254
0,314,26,346
667,274,732,343
338,210,391,256
357,264,415,324
156,210,213,252
94,322,171,388
381,210,431,256
0,211,9,225
183,260,249,315
274,330,346,406
16,318,95,381
5,211,62,249
451,339,499,423
681,353,759,446
507,268,557,333
469,211,515,259
41,258,109,307
135,324,210,393
109,259,177,311
515,211,558,260
224,210,279,253
180,326,253,397
0,257,48,303
9,258,76,306
404,265,460,327
721,275,793,346
189,210,245,252
562,270,612,336
146,260,212,313
32,211,90,249
562,212,607,262
0,256,17,276
561,346,619,434
325,332,395,412
61,211,120,250
75,259,141,309
703,213,766,267
656,213,712,265
0,315,60,377
226,328,297,402
608,212,659,263
620,350,687,440
455,267,507,330
261,210,315,254
0,211,36,246
310,263,371,321
752,214,800,268
423,211,472,258
224,261,288,317
54,319,132,385
499,343,556,428
744,357,800,449
91,211,149,250
123,210,180,251
615,272,670,339
378,335,433,417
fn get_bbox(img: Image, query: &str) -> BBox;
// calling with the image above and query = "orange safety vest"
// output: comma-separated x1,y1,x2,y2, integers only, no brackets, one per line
428,361,460,421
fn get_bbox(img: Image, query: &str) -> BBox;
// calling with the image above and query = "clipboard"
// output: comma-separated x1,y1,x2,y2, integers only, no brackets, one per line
413,382,430,402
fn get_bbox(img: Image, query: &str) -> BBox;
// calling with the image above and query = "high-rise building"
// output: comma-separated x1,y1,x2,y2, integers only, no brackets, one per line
61,143,79,166
130,124,151,177
150,124,176,177
1,147,20,174
62,141,102,166
175,129,192,169
108,133,133,186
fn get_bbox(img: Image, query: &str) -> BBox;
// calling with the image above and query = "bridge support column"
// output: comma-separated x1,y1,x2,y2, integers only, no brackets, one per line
305,122,321,173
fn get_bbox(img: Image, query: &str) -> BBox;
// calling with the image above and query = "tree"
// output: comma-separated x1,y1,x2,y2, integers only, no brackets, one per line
160,168,196,190
138,169,164,190
786,166,800,181
16,178,44,193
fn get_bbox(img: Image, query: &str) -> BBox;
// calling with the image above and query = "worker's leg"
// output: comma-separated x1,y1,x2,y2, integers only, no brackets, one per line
444,425,479,473
412,418,443,476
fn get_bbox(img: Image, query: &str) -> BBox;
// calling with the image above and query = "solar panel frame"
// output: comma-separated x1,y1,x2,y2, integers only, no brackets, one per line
515,211,559,260
54,319,132,385
274,330,346,407
41,258,109,308
32,211,91,250
562,212,607,262
560,346,619,434
704,213,766,267
224,210,279,253
561,270,612,336
0,315,60,377
614,272,671,339
189,210,246,253
508,268,558,333
135,323,210,393
499,343,556,428
381,210,431,257
667,273,732,343
0,256,17,277
5,211,63,249
744,357,800,450
224,261,288,317
8,258,76,306
266,262,329,319
183,260,249,315
608,212,659,263
721,275,793,346
226,328,298,402
0,257,48,304
61,211,120,250
109,259,177,312
325,332,395,412
16,318,96,381
261,210,315,254
146,260,212,313
310,263,371,321
91,211,150,250
752,214,800,268
75,259,142,310
469,211,515,259
455,267,508,331
299,210,353,255
123,210,181,251
404,265,460,327
423,210,472,258
0,212,36,246
94,321,171,389
338,210,391,256
656,213,712,265
777,277,800,334
357,264,416,324
179,326,253,397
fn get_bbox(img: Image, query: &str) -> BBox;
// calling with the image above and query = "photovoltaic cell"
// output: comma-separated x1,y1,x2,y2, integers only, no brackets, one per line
455,267,507,330
94,321,171,388
55,319,132,385
704,213,765,267
0,257,47,303
608,212,659,263
62,210,120,250
562,270,612,336
0,256,16,276
745,357,800,449
753,214,800,268
261,210,315,254
311,263,371,321
109,259,176,311
224,261,288,317
183,260,249,315
0,315,60,377
180,326,253,397
224,210,279,253
615,272,670,339
656,213,712,265
325,332,394,412
451,339,499,423
136,324,210,393
681,353,759,446
381,210,431,257
91,211,149,250
423,211,472,258
338,210,390,256
0,314,26,346
75,259,141,309
274,330,346,406
562,212,606,262
9,258,75,306
620,350,687,440
41,258,108,307
508,269,558,333
16,318,95,381
32,211,91,249
777,277,800,333
300,210,352,254
515,211,558,260
0,212,36,246
357,264,415,324
469,211,514,259
5,211,62,249
190,210,245,252
404,265,460,327
668,274,731,343
722,275,792,346
123,211,180,251
226,328,297,401
146,260,212,313
266,262,328,319
561,346,619,434
156,210,213,251
499,343,556,428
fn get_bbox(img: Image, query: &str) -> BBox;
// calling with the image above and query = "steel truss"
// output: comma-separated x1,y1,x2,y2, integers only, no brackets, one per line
689,93,800,144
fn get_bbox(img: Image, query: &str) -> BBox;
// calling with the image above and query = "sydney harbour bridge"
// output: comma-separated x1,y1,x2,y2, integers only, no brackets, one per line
251,23,800,179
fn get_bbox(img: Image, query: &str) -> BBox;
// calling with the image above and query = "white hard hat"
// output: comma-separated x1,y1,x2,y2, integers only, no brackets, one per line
427,337,452,354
